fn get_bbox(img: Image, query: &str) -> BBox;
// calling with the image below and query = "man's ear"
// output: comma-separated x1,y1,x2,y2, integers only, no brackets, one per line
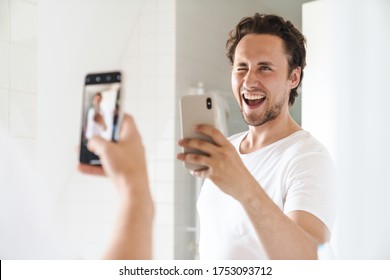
289,67,301,89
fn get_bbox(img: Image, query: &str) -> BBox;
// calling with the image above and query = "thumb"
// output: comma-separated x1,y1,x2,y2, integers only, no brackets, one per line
119,114,138,141
87,136,108,156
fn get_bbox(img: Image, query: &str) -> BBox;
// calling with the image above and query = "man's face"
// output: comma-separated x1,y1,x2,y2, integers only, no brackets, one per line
93,94,102,105
231,34,298,127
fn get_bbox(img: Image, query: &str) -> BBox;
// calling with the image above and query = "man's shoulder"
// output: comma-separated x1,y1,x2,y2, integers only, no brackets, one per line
290,130,329,153
283,130,333,165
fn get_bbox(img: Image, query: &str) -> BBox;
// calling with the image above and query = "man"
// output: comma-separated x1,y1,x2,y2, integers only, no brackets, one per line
85,92,107,140
177,14,335,259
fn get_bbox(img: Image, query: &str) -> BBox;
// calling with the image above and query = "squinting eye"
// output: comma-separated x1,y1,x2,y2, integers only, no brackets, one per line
260,66,271,71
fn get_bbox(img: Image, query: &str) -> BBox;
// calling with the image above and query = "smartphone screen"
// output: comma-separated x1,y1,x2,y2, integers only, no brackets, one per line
79,71,122,166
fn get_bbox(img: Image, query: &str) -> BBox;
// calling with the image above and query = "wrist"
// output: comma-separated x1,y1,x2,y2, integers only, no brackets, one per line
116,170,148,190
115,172,151,197
117,176,154,220
238,178,265,208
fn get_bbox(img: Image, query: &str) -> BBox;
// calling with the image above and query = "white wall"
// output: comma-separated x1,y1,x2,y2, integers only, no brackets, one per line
329,0,390,259
37,0,177,259
303,0,390,259
119,0,177,260
302,1,336,159
0,0,38,161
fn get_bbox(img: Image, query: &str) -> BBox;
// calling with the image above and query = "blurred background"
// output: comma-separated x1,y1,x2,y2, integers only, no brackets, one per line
1,0,389,259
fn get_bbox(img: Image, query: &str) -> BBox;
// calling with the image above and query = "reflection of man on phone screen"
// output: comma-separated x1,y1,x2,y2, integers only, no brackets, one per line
85,92,107,139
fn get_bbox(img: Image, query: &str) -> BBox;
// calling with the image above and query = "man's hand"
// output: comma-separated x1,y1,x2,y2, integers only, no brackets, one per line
177,125,257,202
87,114,149,193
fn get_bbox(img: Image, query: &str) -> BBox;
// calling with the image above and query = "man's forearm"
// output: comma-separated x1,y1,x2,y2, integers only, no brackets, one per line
104,189,154,260
240,183,318,260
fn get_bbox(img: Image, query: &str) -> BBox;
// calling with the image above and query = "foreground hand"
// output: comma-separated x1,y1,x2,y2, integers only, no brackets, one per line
85,114,153,260
177,125,256,201
83,114,149,196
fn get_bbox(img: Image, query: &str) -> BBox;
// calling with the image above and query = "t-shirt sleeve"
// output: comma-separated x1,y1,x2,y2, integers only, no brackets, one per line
283,151,337,231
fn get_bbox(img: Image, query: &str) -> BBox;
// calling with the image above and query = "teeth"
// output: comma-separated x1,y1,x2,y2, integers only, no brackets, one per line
243,93,265,100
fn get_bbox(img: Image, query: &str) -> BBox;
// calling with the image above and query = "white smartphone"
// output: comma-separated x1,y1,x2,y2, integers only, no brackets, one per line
79,71,123,167
180,94,219,171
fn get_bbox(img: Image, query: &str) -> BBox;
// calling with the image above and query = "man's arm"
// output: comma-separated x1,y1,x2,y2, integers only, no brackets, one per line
239,183,329,259
86,114,154,259
177,125,328,259
100,177,153,260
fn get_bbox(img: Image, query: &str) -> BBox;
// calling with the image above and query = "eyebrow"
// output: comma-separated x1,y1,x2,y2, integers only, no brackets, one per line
258,61,275,66
235,61,275,67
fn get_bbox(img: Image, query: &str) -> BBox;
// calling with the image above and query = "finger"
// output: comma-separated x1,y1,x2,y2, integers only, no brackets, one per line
119,113,139,141
177,138,216,155
191,168,209,179
176,152,210,167
177,152,186,161
194,125,227,147
87,136,109,156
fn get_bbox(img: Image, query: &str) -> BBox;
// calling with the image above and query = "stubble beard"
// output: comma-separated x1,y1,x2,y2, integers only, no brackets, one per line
241,90,288,127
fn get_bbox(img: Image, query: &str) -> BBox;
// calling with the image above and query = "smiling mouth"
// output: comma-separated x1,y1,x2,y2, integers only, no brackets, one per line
242,93,266,107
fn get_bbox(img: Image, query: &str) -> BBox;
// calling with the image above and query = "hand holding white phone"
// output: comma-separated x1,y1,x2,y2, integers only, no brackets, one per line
179,94,219,171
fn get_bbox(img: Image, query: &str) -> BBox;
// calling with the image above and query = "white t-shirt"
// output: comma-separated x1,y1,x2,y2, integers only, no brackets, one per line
197,130,336,259
85,108,106,140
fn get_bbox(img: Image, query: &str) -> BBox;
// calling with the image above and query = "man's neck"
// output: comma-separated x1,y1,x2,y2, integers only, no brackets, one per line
240,112,301,154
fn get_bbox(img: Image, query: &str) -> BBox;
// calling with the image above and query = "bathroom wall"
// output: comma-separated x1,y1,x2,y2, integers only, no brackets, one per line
119,0,177,259
37,0,177,259
302,0,390,259
0,0,38,160
301,0,336,159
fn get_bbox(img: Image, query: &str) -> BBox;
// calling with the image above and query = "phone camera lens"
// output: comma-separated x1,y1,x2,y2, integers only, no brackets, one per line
206,97,212,109
116,74,121,81
106,75,111,81
96,76,101,82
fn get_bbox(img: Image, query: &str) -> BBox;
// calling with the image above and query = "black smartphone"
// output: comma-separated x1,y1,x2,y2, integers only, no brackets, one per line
79,71,122,166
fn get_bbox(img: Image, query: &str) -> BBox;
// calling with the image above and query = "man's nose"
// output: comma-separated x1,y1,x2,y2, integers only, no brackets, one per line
243,69,261,89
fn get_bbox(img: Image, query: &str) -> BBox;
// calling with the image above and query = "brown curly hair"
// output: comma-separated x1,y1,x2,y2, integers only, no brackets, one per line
226,13,306,106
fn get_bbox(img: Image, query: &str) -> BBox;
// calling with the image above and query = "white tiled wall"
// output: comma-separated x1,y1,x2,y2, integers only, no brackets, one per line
10,0,38,47
0,88,8,129
0,0,10,42
0,0,38,161
9,90,36,137
0,41,9,89
119,0,176,259
52,0,177,260
10,45,37,92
